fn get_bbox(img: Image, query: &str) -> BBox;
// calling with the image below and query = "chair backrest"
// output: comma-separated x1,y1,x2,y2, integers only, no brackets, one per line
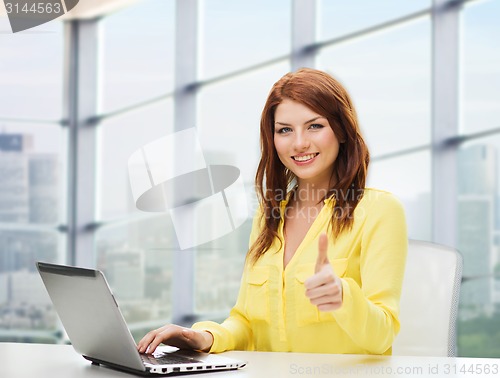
392,240,463,357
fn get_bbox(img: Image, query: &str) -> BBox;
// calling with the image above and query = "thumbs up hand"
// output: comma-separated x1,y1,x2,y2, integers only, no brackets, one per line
304,233,343,311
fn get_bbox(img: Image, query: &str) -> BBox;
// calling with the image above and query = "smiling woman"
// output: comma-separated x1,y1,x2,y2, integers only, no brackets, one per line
252,68,371,265
138,68,408,356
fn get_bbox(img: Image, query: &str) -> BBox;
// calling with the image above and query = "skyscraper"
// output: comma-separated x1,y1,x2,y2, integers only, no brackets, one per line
0,134,29,223
0,133,58,224
0,133,60,339
29,155,59,224
458,144,497,317
0,133,59,272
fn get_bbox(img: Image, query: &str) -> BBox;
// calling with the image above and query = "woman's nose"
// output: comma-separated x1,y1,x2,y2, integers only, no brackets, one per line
293,132,310,151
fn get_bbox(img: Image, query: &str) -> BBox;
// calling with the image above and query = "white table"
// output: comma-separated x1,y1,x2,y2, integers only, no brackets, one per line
2,342,499,377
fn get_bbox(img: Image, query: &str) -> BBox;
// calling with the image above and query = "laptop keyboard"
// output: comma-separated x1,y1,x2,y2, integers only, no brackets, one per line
141,353,203,366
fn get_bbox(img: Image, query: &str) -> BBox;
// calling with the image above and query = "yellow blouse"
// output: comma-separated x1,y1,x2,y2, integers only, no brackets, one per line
192,188,408,355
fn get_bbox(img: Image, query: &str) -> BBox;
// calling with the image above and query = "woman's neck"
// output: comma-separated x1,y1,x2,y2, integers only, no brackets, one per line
294,180,333,207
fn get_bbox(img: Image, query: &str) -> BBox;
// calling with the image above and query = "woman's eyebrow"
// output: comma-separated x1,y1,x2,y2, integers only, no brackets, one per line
275,116,325,126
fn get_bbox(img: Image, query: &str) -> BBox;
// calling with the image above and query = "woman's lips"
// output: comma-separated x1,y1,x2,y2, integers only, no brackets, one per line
291,153,319,165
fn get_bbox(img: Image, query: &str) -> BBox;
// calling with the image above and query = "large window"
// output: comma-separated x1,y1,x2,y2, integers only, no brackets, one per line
96,97,175,336
457,136,500,357
95,0,176,337
2,0,499,357
456,0,500,357
0,19,65,342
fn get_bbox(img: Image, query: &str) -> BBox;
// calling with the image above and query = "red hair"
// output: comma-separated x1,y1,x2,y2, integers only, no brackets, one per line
249,68,370,264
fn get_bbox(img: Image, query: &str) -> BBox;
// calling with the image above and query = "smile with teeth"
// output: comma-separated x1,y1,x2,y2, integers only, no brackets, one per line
292,153,319,162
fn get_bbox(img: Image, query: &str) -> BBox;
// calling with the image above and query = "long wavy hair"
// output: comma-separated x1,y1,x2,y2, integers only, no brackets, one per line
248,68,370,264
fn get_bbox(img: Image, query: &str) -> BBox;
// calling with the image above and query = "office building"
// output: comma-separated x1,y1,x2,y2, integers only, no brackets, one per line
0,133,59,333
0,134,29,223
29,155,59,224
458,145,497,317
0,134,58,224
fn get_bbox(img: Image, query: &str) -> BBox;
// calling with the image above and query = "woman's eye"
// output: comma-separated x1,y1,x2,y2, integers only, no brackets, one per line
309,123,324,130
276,127,292,134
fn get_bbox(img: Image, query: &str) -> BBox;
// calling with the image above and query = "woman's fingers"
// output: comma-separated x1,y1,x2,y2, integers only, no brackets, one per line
137,325,168,353
137,324,182,354
304,262,343,311
305,282,340,300
137,325,213,354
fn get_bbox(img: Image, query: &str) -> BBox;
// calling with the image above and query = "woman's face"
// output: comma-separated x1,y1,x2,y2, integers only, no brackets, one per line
273,98,340,189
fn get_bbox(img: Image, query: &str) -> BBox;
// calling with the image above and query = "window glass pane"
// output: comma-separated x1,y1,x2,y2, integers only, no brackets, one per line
95,215,174,342
0,19,63,119
197,62,290,184
0,18,66,342
195,62,290,315
194,218,252,316
0,124,66,225
317,0,430,42
100,0,175,113
317,18,431,157
97,99,174,221
199,0,291,80
461,0,500,134
457,135,500,357
459,279,500,357
0,230,63,343
368,150,431,241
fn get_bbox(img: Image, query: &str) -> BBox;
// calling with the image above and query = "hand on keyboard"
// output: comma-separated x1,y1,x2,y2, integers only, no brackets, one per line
137,324,214,355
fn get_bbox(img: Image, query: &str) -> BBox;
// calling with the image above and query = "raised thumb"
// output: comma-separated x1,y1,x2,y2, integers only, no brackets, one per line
315,233,329,273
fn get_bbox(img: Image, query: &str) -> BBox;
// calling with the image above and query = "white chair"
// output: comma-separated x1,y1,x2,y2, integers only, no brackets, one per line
392,240,463,357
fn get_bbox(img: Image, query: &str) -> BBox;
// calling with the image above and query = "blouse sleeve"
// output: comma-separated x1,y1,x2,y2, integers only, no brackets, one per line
331,193,408,354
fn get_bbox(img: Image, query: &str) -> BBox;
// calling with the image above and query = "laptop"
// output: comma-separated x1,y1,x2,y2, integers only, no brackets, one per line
36,261,246,376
